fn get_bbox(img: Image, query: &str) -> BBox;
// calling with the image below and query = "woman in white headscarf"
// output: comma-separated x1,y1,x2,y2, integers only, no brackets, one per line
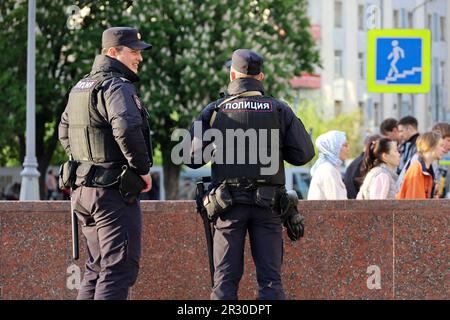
307,130,349,200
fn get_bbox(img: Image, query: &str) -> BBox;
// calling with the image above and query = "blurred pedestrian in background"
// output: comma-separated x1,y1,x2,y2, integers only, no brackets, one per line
380,118,401,143
396,116,420,190
397,116,419,174
397,131,446,199
308,130,348,200
344,134,380,199
431,122,450,198
357,138,400,199
4,182,20,200
46,169,57,200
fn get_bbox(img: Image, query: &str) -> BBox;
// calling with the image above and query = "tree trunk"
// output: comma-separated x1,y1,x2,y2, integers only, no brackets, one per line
37,148,52,200
162,144,180,200
37,116,62,199
38,165,47,200
18,134,25,164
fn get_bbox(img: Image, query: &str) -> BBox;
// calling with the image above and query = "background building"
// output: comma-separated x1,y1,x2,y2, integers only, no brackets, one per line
294,0,449,134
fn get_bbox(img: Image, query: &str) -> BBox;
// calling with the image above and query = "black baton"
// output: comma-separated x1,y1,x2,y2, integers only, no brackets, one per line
70,193,79,260
196,177,214,287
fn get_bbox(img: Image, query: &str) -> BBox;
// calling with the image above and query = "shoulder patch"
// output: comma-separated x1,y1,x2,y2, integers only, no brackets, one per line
222,99,273,113
72,79,97,91
133,94,142,110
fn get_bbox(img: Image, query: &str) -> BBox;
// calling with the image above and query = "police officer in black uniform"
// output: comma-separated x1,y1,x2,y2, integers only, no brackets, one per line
186,49,315,300
58,27,153,300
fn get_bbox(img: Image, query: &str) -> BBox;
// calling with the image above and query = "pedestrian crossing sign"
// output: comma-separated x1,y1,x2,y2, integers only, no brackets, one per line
367,29,431,93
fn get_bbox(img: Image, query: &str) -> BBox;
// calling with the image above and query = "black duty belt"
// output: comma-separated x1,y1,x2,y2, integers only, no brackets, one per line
75,162,124,189
223,177,276,188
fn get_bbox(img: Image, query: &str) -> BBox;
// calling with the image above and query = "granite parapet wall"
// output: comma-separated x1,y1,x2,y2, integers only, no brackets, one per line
0,200,448,300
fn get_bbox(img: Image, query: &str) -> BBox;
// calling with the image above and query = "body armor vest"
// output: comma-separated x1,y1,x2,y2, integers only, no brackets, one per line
66,72,151,166
211,95,285,186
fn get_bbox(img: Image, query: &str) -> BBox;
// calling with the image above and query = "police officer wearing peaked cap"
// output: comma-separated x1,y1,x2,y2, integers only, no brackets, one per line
58,27,153,300
186,49,315,299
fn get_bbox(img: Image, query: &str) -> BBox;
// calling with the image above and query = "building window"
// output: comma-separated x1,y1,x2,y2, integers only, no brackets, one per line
335,100,343,117
358,5,365,31
408,12,414,28
334,50,343,78
433,13,439,42
441,61,446,85
358,52,364,79
358,102,365,126
401,101,411,117
374,102,380,126
393,10,400,28
335,1,343,28
427,14,432,30
440,17,446,41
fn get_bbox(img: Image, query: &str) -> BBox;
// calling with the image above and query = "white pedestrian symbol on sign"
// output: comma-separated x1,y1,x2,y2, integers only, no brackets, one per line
386,40,405,80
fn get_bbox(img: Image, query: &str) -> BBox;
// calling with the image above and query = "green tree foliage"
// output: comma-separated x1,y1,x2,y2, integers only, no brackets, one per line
136,0,320,198
0,0,319,199
0,0,134,197
295,99,364,164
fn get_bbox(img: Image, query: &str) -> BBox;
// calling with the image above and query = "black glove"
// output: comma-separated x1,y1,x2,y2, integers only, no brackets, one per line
280,190,305,241
119,165,146,204
284,211,305,241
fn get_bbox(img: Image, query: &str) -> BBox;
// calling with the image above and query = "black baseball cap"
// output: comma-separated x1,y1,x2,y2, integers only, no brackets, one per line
102,27,152,50
231,49,263,75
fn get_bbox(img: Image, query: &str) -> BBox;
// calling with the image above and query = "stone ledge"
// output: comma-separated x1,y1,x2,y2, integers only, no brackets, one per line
1,199,448,213
0,200,448,299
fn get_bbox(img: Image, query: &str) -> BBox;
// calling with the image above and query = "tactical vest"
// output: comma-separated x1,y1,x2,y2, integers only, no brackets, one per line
211,94,285,187
66,72,151,166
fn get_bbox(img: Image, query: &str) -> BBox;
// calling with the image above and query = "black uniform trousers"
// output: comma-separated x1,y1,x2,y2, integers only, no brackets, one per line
72,186,142,300
211,204,285,300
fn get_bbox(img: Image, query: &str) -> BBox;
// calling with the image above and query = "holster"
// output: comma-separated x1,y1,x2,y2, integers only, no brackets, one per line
58,160,79,190
253,186,280,208
203,183,234,221
118,165,146,204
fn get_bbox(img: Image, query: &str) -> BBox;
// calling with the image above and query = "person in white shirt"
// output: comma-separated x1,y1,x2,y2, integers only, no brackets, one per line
307,130,349,200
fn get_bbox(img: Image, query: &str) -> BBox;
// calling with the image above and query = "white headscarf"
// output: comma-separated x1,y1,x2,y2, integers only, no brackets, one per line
310,130,347,177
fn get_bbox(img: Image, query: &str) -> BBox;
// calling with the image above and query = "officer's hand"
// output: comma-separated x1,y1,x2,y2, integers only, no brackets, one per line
290,212,305,238
285,211,305,241
140,173,152,193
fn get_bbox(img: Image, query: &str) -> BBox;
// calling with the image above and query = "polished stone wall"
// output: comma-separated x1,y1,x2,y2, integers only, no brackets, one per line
0,200,448,300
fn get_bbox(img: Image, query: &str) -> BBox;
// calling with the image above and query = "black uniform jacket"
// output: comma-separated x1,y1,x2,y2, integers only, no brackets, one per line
59,55,151,175
186,78,315,169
